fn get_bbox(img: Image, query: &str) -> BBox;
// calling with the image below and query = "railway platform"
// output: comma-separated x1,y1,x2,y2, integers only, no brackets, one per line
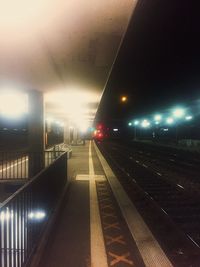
31,140,173,267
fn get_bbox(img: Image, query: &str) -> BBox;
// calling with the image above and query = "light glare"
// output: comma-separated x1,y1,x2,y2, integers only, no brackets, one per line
173,108,185,118
0,90,28,118
28,210,46,220
141,119,150,128
154,114,162,121
121,96,127,102
166,117,174,124
45,90,97,128
185,115,192,120
0,210,14,221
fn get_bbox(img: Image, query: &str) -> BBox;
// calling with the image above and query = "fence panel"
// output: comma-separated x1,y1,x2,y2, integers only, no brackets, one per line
0,152,67,267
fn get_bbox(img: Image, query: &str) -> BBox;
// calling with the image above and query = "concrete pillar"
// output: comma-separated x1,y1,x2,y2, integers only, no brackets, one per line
64,120,70,144
28,90,45,177
73,127,78,145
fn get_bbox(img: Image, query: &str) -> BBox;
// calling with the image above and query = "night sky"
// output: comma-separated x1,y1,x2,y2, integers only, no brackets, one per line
96,0,200,125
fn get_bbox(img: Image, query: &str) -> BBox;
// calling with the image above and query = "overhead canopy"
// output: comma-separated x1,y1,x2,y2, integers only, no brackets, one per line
0,0,137,126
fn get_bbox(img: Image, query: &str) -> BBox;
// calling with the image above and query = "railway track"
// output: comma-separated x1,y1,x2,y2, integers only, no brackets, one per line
111,141,200,192
97,140,200,266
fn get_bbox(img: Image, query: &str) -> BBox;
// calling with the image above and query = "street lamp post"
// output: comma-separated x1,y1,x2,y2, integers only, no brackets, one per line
172,108,185,143
134,126,137,140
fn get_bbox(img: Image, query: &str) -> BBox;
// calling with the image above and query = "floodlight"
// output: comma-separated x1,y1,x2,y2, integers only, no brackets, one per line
166,117,174,124
154,114,162,121
0,90,28,118
173,108,185,118
185,115,192,121
141,119,150,128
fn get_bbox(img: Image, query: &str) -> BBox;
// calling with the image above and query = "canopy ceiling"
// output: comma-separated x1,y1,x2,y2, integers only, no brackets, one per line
0,0,137,126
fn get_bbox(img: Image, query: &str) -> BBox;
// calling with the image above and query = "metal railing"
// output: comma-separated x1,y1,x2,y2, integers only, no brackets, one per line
0,151,64,180
0,151,67,267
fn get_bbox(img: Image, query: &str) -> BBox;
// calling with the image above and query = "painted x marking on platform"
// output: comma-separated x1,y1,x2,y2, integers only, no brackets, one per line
97,182,107,188
108,252,134,266
106,235,126,245
100,203,114,210
102,211,117,220
98,187,107,191
103,222,120,230
98,191,110,197
99,197,111,203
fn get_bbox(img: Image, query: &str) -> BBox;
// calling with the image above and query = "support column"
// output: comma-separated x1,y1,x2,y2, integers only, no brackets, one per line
73,127,78,145
64,120,70,144
28,90,45,177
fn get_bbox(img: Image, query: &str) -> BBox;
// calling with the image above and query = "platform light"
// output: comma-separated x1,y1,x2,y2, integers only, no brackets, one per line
45,89,98,127
0,90,28,118
80,126,88,133
78,119,90,133
185,115,193,121
155,121,160,125
141,119,150,128
134,120,139,125
46,117,54,123
55,121,64,127
173,108,185,118
128,122,132,126
154,114,162,121
166,117,174,124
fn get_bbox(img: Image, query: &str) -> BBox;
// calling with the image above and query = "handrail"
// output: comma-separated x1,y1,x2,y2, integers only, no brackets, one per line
0,152,68,267
0,150,65,180
0,152,66,208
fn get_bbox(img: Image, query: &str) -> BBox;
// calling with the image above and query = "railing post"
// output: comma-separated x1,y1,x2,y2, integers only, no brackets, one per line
28,152,45,178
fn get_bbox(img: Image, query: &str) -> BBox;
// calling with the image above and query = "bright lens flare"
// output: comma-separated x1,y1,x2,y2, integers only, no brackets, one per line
166,117,174,124
141,119,150,128
28,210,46,220
0,210,14,221
45,89,98,127
173,108,185,118
121,96,127,102
154,115,162,121
0,90,28,118
185,115,192,121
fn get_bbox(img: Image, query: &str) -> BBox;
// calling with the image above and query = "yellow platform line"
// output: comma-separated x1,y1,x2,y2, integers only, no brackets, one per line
89,141,108,267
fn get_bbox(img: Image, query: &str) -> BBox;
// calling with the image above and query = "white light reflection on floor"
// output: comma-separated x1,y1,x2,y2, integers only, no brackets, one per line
28,210,46,221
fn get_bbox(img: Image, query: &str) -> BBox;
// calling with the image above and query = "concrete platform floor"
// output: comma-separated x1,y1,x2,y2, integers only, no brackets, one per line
37,141,173,267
